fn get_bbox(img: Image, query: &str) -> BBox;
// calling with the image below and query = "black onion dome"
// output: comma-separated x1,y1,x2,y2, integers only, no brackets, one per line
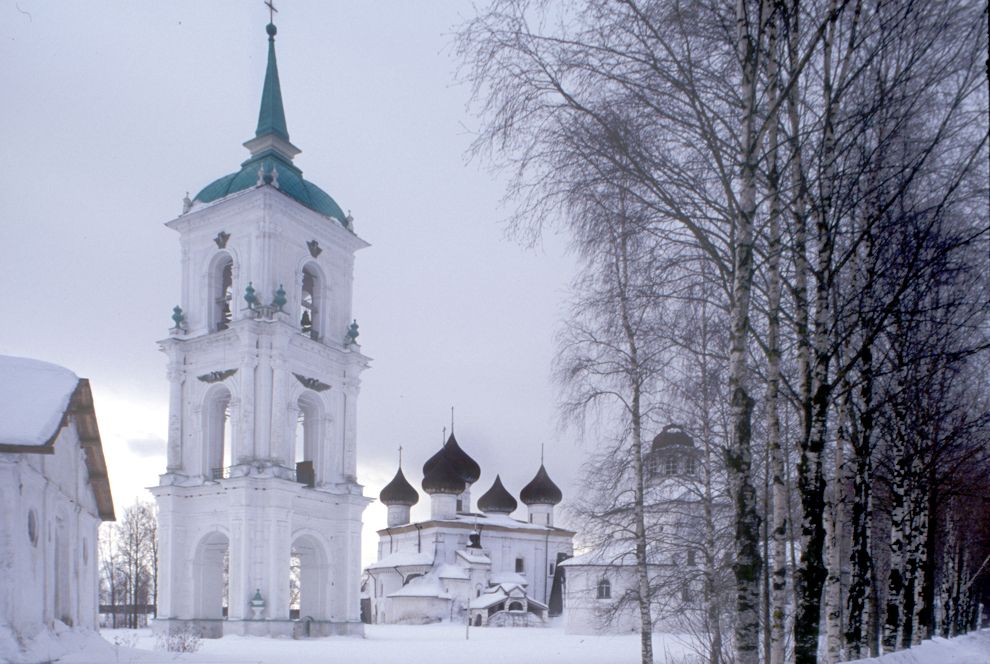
380,468,419,506
520,464,563,506
650,424,694,453
477,475,518,514
422,448,467,495
442,433,481,484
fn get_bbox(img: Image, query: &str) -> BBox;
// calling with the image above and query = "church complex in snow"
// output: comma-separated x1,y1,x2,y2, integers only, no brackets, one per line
365,433,574,625
0,10,714,656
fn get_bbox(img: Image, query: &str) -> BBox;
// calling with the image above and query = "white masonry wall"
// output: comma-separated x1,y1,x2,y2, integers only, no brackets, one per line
0,418,101,641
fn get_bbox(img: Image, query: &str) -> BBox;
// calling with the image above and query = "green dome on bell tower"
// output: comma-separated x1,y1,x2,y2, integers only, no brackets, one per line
193,21,349,226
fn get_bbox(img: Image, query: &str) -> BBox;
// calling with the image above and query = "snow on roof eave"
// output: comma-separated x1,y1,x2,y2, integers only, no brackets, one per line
377,514,576,537
0,355,78,447
0,368,115,522
365,551,434,571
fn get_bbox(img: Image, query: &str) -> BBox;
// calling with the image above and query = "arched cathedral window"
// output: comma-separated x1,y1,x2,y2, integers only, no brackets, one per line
210,254,234,332
597,577,611,600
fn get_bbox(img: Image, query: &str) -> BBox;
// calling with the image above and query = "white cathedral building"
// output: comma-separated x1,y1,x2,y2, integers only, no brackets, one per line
151,19,369,638
365,433,574,626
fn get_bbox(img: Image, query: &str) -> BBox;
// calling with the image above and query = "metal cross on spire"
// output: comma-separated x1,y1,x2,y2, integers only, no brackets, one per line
265,0,278,24
398,445,403,468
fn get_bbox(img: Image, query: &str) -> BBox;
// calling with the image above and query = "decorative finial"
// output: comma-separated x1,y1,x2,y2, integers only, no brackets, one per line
270,164,280,189
541,443,544,465
244,282,258,309
273,284,287,311
451,406,455,435
171,305,185,330
345,319,360,345
182,192,192,214
265,0,278,35
442,426,447,444
399,445,403,469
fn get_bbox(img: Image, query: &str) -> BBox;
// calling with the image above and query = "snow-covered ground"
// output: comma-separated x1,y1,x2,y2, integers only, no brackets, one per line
19,624,990,664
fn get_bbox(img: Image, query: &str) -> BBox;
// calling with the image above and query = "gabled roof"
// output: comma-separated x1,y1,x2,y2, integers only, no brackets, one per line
0,356,115,521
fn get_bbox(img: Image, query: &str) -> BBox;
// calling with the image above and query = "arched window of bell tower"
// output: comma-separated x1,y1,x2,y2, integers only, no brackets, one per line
204,386,232,479
294,392,321,486
299,264,324,341
209,253,234,332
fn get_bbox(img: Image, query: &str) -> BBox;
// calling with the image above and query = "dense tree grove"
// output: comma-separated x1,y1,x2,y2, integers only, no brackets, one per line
457,1,990,662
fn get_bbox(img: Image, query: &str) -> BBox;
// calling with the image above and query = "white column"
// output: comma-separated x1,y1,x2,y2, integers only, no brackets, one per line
166,357,185,472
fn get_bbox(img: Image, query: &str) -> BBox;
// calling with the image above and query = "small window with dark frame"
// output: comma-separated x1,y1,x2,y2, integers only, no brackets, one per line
664,455,677,475
515,557,525,573
687,549,696,567
548,562,555,577
684,456,696,476
597,578,611,600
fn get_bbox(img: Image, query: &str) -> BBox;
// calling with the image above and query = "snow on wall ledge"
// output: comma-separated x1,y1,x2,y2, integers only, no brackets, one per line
0,355,78,445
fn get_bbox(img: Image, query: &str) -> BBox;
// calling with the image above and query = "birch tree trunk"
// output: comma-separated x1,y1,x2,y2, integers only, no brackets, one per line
764,14,789,664
728,2,764,661
613,226,655,664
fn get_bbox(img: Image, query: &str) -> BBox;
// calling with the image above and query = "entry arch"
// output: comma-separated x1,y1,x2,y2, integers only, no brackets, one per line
192,529,230,619
289,531,331,621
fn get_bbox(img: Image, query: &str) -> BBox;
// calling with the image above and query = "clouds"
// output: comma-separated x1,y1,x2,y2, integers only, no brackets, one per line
127,437,165,458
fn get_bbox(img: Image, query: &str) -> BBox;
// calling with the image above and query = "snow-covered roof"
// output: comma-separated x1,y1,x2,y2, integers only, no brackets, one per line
561,539,673,568
0,355,78,446
387,574,451,599
469,591,507,610
436,563,470,580
0,356,114,521
489,571,528,586
366,551,434,570
377,511,575,536
456,549,491,566
468,583,548,610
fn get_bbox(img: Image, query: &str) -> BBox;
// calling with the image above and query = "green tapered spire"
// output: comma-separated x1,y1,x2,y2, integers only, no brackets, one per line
256,23,289,141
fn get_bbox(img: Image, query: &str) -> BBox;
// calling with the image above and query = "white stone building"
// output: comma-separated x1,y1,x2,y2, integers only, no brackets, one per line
151,19,369,639
0,356,115,652
365,433,573,625
560,425,731,635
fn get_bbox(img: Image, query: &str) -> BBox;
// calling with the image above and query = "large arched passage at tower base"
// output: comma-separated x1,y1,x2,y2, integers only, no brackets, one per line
193,531,229,623
290,534,331,629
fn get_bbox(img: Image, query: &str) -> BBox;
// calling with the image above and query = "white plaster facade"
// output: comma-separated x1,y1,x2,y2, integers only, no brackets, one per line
366,508,573,624
151,182,370,638
0,360,115,650
560,426,731,635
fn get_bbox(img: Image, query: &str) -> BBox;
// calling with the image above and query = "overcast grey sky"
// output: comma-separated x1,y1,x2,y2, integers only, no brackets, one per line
0,1,596,562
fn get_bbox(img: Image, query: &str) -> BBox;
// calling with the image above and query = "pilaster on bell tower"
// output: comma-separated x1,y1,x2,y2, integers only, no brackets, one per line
152,11,370,639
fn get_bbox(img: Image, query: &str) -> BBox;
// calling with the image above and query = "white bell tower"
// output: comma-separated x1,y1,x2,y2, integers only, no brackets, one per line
151,17,370,639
